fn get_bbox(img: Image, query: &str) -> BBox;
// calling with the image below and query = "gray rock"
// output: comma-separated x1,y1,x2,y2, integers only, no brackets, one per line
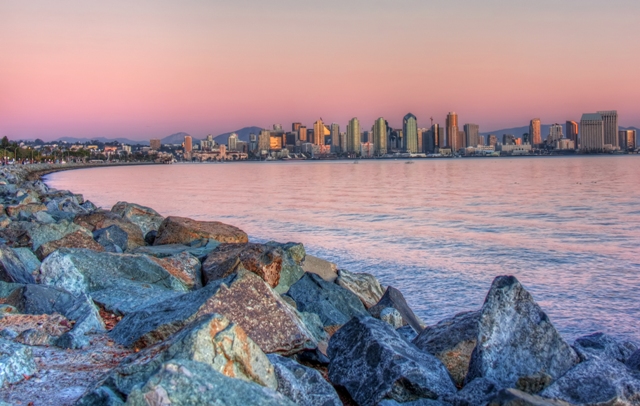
76,386,125,406
0,281,23,299
337,269,385,308
369,286,425,333
298,311,330,345
86,314,276,400
378,400,451,406
328,315,457,406
488,388,572,406
132,240,220,261
445,377,499,406
111,201,164,236
0,244,35,284
125,360,295,406
12,247,41,274
301,254,337,282
397,325,418,343
380,307,404,329
627,349,640,371
16,328,54,346
6,284,105,337
0,329,19,340
24,219,84,250
93,225,129,253
573,332,638,363
287,272,368,330
466,276,579,388
55,331,91,349
144,230,156,245
0,215,11,228
413,310,480,387
35,249,190,315
265,242,306,294
81,200,97,212
267,354,341,406
33,210,55,224
110,270,317,355
541,357,640,405
0,338,38,386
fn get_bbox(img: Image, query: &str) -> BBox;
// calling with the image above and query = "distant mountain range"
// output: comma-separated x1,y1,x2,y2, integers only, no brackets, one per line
213,126,263,144
55,136,148,145
481,125,639,139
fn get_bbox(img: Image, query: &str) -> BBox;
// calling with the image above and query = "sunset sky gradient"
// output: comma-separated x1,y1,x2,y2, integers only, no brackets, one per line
1,0,639,140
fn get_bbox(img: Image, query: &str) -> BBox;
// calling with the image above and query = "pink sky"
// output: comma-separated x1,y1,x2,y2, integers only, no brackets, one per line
1,0,639,141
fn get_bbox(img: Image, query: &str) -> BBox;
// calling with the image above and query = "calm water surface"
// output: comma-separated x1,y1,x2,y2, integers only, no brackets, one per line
46,156,640,342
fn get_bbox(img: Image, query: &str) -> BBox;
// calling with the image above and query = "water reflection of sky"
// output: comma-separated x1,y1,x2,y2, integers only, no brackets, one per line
46,156,640,342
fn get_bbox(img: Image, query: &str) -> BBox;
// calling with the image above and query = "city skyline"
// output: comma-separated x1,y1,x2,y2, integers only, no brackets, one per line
1,1,640,140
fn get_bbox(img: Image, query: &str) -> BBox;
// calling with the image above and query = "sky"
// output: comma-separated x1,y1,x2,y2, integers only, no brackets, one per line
1,0,639,141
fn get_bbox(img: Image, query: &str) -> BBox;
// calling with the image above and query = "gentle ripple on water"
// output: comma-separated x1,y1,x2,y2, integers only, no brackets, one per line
45,156,640,342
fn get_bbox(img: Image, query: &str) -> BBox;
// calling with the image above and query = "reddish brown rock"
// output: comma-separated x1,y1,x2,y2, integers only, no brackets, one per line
5,203,47,218
202,243,283,287
153,216,248,246
150,252,202,290
35,230,105,260
74,211,145,251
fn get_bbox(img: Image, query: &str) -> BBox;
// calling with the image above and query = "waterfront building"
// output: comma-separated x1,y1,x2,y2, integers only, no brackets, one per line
313,120,324,146
478,135,485,146
269,134,282,150
497,144,532,155
446,112,458,150
273,124,283,132
227,133,238,151
597,111,619,149
249,134,257,152
330,123,340,153
258,129,270,153
431,124,443,150
566,121,578,146
464,124,479,148
503,134,516,145
360,142,374,158
150,139,161,151
373,117,387,156
183,136,192,153
292,122,301,132
417,128,425,153
363,130,372,144
457,130,466,151
619,129,637,150
529,118,542,146
555,139,575,150
403,113,418,153
548,124,563,144
488,134,498,146
347,118,361,154
628,130,637,150
339,132,347,154
579,113,604,152
299,126,307,142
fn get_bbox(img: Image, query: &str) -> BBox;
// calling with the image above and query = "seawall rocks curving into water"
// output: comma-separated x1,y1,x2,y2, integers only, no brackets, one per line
0,163,639,405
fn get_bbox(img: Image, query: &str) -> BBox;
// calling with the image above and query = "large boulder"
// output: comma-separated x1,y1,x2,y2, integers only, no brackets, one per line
573,332,638,363
35,229,105,260
0,224,32,248
413,310,480,387
327,315,457,406
92,225,129,253
286,272,368,332
466,276,579,388
5,203,46,218
11,247,41,274
0,244,35,283
153,216,248,246
445,377,500,406
301,254,337,282
336,269,385,309
111,201,164,236
0,338,38,386
84,314,276,400
202,242,304,292
74,211,146,251
267,353,341,406
6,284,105,342
627,349,640,371
369,286,425,333
541,358,640,405
35,249,190,315
149,252,202,290
132,239,220,260
124,360,295,406
110,270,317,355
24,219,86,251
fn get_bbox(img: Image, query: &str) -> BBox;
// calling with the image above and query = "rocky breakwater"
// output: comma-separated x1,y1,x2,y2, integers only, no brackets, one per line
0,164,639,406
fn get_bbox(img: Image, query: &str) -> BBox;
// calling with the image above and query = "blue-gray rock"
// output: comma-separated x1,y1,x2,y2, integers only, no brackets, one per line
93,225,129,253
35,248,191,315
328,315,457,406
267,353,341,406
445,378,499,406
378,400,451,406
287,272,368,329
336,268,385,309
33,210,55,224
76,386,124,406
0,338,38,386
74,211,146,251
132,240,220,261
24,219,85,250
82,314,276,401
6,284,105,338
0,244,35,284
16,328,54,346
0,329,18,340
265,242,306,294
627,349,640,371
0,281,23,299
12,247,41,274
380,307,404,328
397,325,418,343
488,388,572,406
144,230,156,246
369,286,425,333
55,331,91,349
111,201,164,236
413,310,480,387
466,276,579,388
110,270,317,355
540,358,640,405
125,360,295,406
573,332,638,363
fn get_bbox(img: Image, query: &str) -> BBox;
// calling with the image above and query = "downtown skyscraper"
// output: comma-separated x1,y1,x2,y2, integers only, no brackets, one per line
597,111,619,148
463,124,479,148
403,113,418,153
313,119,324,146
566,121,578,146
330,123,340,153
529,118,542,146
373,117,387,156
446,112,458,151
580,113,604,152
346,117,361,154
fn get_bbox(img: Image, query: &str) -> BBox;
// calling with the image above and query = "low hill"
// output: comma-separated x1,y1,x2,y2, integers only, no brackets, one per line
213,126,263,144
